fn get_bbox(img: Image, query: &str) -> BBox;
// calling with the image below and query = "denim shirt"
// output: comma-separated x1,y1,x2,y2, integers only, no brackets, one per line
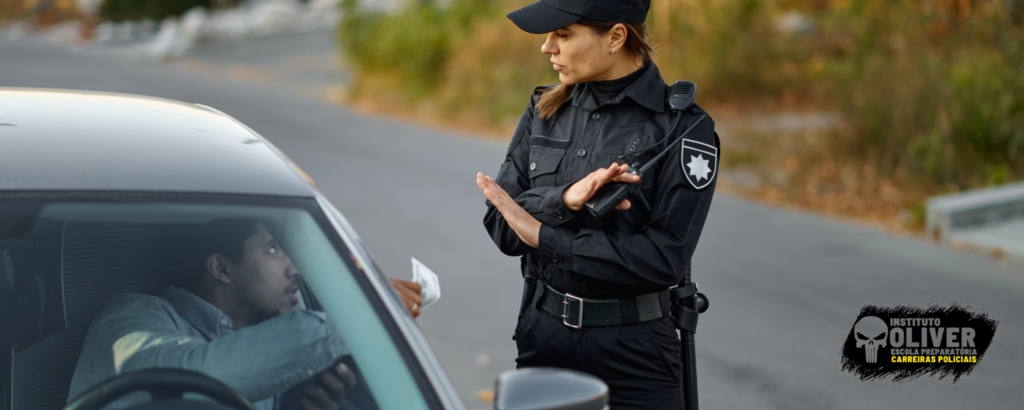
67,286,349,409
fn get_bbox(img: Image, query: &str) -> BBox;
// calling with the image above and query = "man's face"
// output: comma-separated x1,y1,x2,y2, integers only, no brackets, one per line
228,225,300,323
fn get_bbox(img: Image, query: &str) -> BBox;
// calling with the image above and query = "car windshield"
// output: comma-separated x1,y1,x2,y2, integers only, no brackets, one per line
0,194,430,410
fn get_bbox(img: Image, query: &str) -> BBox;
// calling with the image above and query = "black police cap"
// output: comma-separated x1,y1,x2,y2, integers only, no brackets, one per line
507,0,652,34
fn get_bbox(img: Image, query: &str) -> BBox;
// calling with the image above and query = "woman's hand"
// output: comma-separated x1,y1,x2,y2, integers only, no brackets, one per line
476,173,542,248
390,279,422,318
561,162,639,211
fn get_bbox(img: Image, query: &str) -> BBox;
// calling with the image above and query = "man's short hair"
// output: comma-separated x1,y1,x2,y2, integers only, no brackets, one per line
163,218,264,294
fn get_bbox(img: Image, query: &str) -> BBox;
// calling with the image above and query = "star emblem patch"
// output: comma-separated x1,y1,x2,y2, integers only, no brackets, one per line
681,139,717,189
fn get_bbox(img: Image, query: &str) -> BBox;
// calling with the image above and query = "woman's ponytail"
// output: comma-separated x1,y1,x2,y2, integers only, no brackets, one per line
536,83,575,119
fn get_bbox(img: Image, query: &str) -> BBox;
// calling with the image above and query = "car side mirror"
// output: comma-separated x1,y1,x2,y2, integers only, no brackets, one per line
494,368,608,410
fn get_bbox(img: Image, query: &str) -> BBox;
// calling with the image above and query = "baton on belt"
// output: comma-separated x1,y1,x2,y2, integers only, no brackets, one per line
671,261,708,410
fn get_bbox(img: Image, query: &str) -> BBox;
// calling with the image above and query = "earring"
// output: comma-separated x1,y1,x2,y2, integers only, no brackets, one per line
610,50,616,54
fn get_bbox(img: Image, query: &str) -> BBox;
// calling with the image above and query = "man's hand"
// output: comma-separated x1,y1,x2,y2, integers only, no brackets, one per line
289,362,357,410
390,279,422,318
476,173,542,248
561,162,638,211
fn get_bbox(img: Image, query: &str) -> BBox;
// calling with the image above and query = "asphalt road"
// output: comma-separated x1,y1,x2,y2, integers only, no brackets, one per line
2,39,1023,410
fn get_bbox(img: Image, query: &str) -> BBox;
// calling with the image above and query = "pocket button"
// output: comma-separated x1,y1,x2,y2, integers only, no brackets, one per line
530,162,537,170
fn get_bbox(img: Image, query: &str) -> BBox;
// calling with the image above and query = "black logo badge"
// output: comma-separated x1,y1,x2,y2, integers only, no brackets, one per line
681,139,717,189
840,304,998,382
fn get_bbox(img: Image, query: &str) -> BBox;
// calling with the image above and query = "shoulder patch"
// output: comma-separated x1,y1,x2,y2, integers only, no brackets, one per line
681,138,717,189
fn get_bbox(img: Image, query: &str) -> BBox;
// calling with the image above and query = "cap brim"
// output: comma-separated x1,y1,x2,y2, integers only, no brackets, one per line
507,1,581,34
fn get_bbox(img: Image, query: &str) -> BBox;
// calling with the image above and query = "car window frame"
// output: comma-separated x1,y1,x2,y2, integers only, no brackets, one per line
0,191,450,410
314,192,465,410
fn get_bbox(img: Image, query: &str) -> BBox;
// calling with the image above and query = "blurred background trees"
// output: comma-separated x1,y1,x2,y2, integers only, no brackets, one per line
338,0,1023,197
0,0,79,23
2,0,1020,229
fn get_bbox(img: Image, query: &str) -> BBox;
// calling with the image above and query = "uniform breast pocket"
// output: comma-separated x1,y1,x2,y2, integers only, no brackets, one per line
620,133,656,191
528,135,569,188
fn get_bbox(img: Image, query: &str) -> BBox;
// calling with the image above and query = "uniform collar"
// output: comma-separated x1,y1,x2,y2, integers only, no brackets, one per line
164,285,234,339
570,61,666,113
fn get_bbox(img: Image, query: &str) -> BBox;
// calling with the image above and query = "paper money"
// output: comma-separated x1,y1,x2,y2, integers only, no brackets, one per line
411,257,440,309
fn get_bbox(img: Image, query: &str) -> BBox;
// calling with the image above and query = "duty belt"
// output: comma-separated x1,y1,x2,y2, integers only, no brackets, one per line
540,285,670,328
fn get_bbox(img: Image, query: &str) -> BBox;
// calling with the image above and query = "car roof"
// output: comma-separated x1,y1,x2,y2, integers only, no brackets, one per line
0,88,315,197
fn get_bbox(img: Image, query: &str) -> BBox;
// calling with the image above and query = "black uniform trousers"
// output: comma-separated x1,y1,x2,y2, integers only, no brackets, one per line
514,285,684,410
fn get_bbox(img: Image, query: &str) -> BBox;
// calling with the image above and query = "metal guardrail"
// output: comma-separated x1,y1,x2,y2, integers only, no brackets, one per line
927,181,1024,244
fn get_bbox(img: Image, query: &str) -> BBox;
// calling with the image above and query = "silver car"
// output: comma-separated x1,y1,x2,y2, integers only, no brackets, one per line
0,88,607,410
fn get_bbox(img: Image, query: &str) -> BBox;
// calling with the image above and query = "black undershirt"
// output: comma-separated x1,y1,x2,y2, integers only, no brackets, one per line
589,62,649,105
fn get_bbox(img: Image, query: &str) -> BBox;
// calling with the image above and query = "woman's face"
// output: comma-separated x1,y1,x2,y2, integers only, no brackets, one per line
542,23,617,85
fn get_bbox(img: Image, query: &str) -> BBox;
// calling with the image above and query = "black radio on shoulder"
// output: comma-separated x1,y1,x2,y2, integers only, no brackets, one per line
584,80,701,217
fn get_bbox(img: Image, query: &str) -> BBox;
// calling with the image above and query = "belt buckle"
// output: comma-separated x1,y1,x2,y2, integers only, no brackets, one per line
562,293,584,329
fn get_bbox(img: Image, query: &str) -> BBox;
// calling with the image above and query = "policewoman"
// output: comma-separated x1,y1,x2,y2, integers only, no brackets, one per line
476,0,719,408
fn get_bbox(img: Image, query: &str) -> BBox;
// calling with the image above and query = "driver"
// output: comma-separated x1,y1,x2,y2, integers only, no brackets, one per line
67,219,421,410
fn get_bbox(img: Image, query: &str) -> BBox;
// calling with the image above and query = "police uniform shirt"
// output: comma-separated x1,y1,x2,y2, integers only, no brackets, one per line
484,61,719,299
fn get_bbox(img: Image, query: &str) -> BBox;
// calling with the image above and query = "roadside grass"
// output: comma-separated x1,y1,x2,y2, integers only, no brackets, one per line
716,121,939,234
337,0,1024,233
0,0,80,25
338,0,549,134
